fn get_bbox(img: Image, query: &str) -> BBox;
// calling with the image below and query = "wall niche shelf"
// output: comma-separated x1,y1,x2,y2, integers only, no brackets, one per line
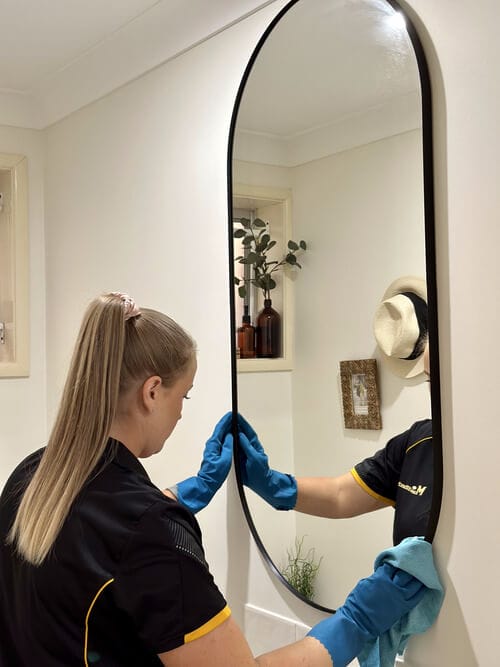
233,183,294,373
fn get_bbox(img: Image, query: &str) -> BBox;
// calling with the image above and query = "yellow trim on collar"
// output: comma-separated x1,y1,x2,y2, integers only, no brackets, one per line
350,468,395,507
84,578,114,666
184,605,231,644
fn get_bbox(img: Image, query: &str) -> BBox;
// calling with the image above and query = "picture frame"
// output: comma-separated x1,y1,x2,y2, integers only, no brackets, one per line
339,359,382,430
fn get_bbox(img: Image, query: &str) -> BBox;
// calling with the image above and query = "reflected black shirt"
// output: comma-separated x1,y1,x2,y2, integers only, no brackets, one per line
351,419,433,545
0,441,229,666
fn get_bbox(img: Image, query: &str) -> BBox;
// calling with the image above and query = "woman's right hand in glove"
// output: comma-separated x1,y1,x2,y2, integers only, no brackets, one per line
307,562,427,666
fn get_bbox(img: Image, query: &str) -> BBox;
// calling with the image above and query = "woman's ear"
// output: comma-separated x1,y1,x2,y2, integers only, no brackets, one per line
141,375,163,413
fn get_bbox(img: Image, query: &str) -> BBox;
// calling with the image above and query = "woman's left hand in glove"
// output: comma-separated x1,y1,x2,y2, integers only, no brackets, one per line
168,411,234,513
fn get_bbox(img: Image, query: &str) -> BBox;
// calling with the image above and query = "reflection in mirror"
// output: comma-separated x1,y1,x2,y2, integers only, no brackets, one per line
228,0,441,612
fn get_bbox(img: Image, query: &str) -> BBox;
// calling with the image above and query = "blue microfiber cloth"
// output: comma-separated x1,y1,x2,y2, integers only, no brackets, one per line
357,536,444,667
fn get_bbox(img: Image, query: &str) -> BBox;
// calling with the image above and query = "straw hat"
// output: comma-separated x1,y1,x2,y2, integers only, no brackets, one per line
373,276,428,378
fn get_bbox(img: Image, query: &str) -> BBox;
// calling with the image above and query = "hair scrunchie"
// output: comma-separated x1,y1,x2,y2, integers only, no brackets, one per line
110,292,141,321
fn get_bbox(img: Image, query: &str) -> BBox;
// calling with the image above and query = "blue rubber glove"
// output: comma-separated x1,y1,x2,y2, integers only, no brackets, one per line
172,412,233,514
307,562,426,667
237,413,297,510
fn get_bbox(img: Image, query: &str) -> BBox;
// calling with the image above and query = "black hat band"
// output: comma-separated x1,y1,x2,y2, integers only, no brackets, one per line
400,292,428,360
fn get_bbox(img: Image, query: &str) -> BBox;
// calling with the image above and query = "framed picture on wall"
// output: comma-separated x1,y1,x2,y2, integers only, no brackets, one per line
339,359,382,430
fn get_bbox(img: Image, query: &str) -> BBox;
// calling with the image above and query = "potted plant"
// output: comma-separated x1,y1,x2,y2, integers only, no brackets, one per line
280,535,322,601
233,217,306,358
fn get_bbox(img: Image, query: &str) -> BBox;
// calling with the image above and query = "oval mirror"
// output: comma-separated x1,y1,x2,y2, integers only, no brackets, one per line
227,0,442,613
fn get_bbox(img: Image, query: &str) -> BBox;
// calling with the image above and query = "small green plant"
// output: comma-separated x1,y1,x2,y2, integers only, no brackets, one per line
233,217,306,300
280,535,322,601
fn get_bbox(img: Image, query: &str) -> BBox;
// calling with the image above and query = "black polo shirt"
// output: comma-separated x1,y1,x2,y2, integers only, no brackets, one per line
0,440,229,666
351,419,433,545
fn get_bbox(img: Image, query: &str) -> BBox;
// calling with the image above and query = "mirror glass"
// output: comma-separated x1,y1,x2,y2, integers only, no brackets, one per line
228,0,440,612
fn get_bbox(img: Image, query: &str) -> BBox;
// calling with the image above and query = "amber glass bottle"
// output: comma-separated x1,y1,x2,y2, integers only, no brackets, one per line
256,299,281,358
237,306,256,358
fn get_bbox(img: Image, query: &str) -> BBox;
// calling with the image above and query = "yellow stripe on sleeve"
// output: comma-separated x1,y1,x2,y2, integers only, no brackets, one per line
184,605,231,644
350,468,395,507
405,435,432,454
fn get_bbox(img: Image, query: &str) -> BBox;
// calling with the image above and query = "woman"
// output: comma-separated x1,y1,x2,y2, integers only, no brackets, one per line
0,292,424,666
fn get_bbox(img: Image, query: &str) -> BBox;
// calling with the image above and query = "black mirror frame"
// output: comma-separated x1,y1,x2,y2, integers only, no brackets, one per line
226,0,442,614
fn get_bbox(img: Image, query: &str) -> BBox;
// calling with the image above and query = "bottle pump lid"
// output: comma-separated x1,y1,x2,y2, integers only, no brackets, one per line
242,304,251,324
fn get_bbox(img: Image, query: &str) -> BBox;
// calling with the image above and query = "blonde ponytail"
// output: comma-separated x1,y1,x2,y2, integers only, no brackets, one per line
8,293,195,565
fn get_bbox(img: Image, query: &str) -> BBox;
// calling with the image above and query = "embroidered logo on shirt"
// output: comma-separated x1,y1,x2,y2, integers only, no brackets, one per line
398,481,427,496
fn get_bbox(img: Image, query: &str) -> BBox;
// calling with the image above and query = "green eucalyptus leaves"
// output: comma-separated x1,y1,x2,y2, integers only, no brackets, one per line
233,217,307,300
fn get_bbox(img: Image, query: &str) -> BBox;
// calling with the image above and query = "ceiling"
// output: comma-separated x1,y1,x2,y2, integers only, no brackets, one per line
0,0,276,129
232,0,421,166
236,0,419,138
0,0,420,142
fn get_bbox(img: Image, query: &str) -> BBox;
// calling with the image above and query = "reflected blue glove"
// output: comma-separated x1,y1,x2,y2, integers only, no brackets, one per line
307,562,426,667
237,413,297,510
173,412,233,514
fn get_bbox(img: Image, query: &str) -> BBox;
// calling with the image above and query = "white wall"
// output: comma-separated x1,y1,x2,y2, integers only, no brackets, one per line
235,370,298,586
235,129,429,611
292,130,429,608
3,0,500,664
0,126,46,485
396,1,500,664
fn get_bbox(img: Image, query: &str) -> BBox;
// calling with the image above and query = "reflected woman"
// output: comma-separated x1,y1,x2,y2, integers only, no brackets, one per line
238,277,432,547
